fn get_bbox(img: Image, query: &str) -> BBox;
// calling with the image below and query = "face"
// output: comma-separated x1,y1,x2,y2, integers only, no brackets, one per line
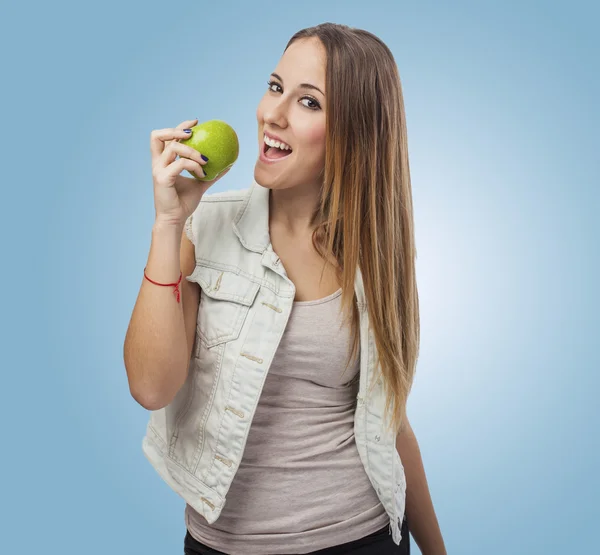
254,37,327,191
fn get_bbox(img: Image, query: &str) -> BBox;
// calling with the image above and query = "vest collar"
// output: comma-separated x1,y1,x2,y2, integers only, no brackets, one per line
232,180,271,254
231,179,366,310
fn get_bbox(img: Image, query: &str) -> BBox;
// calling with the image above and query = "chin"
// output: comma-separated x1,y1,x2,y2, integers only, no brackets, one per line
253,166,288,190
253,167,272,189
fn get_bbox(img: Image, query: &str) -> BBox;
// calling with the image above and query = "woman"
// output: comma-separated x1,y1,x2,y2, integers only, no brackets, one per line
124,22,446,555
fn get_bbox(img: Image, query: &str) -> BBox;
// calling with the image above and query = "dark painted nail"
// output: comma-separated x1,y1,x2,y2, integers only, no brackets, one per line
183,129,192,133
201,154,209,161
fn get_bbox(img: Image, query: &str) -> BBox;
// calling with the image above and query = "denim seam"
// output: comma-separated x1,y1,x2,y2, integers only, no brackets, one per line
192,342,225,477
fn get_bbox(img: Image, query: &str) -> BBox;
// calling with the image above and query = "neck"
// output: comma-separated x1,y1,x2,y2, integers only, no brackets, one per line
268,185,322,237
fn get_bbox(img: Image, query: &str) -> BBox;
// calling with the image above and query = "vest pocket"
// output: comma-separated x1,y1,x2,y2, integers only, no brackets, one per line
186,264,260,348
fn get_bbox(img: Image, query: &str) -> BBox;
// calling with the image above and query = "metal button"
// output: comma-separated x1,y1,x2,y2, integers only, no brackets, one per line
375,434,380,442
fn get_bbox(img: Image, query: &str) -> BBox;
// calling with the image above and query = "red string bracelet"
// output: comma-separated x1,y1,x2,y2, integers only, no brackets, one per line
143,267,183,303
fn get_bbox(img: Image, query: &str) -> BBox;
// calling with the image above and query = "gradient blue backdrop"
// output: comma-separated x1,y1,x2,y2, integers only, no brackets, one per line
2,1,598,553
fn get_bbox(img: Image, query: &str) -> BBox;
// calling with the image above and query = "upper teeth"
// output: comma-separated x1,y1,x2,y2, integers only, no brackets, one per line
264,135,292,151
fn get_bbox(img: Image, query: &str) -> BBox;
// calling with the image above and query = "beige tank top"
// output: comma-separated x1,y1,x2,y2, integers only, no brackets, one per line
185,288,389,554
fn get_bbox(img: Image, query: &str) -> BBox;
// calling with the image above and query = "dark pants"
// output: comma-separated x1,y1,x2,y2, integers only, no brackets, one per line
184,517,410,554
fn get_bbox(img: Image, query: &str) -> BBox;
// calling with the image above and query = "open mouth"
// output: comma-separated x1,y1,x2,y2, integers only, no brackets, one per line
263,141,293,160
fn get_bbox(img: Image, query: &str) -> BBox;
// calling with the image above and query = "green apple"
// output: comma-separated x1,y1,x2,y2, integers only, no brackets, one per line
180,119,239,181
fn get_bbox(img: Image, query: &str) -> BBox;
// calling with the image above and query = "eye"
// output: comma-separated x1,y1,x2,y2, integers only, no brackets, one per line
266,80,321,111
267,81,281,92
267,80,282,93
300,96,320,110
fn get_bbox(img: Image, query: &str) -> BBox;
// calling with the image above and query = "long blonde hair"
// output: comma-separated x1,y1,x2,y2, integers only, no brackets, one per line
285,23,420,435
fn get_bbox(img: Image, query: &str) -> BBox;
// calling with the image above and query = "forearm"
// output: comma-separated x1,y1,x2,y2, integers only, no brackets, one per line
123,221,189,409
396,420,447,555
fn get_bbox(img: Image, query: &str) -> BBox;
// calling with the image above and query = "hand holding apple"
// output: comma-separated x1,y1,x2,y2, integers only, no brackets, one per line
150,118,239,226
180,120,240,182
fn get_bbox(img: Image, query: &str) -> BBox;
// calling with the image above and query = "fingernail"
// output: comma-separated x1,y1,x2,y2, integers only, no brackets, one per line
201,154,209,161
183,129,192,133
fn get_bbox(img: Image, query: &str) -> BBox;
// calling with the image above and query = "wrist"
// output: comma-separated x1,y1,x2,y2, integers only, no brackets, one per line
153,217,185,235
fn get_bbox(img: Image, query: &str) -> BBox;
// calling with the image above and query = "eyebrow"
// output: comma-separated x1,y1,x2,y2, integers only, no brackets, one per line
270,73,325,96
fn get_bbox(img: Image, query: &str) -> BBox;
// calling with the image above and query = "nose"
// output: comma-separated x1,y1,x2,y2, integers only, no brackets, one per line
263,98,288,129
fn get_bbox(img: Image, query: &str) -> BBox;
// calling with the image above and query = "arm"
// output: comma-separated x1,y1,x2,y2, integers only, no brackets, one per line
396,417,447,555
123,220,200,410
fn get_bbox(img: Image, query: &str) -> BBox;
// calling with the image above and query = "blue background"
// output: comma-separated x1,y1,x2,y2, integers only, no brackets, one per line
2,1,598,553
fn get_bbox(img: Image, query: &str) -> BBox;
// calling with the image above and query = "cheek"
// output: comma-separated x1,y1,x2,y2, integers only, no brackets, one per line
309,126,326,160
309,125,326,144
299,121,326,152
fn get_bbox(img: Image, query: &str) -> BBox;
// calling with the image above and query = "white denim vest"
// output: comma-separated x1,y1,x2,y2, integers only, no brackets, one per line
142,180,406,546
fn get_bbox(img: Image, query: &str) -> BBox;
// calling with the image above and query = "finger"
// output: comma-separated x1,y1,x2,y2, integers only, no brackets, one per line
166,142,209,167
150,119,198,160
168,118,200,147
175,118,198,130
170,158,206,179
167,118,200,149
156,141,206,173
150,126,195,160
